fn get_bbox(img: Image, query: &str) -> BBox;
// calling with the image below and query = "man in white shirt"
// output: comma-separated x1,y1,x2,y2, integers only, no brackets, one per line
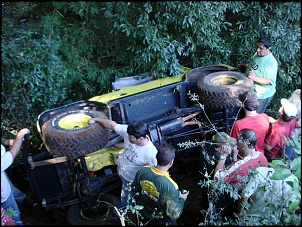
88,118,157,213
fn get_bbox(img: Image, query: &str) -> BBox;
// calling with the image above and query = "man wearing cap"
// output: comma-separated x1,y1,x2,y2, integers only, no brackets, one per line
1,128,30,225
230,90,270,154
245,37,278,114
206,129,267,221
199,132,238,220
210,132,238,165
214,128,268,186
264,98,298,161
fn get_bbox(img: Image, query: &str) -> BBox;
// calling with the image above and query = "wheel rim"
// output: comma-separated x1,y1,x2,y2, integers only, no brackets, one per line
80,203,110,220
58,114,91,129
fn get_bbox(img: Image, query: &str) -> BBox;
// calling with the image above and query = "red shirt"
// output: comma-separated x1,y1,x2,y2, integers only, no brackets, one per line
230,113,270,153
214,152,268,184
265,118,297,158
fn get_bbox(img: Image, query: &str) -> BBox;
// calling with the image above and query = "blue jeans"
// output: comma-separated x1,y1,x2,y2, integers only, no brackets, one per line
256,96,273,114
117,176,134,213
5,172,26,203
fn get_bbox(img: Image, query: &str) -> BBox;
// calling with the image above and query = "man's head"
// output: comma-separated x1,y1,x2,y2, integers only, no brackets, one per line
238,90,259,111
127,121,148,139
256,37,272,57
127,121,149,145
156,141,176,166
237,128,258,150
280,98,298,122
258,37,272,48
212,132,237,148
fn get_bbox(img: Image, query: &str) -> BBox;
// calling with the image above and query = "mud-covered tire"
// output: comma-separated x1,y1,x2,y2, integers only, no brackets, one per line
197,71,254,109
42,109,110,159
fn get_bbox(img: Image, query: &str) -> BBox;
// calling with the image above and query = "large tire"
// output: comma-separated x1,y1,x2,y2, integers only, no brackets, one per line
185,65,230,100
42,109,110,159
197,71,254,109
185,65,229,84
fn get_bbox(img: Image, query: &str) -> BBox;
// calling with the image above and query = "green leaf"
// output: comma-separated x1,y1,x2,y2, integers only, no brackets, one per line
270,168,292,180
289,200,299,211
268,159,287,168
290,157,301,171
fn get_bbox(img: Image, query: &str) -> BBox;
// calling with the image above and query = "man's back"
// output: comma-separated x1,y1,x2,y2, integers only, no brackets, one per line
132,166,184,223
230,113,269,153
131,141,188,225
265,118,296,158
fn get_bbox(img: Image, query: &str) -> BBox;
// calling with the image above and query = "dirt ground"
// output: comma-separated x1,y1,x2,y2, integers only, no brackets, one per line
8,164,203,226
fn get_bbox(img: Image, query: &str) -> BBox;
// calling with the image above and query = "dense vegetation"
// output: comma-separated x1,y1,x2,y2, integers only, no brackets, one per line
1,2,301,226
1,2,301,153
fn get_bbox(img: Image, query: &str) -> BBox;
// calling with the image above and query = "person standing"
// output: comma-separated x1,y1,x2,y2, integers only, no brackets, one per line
230,90,270,154
131,141,189,225
199,132,237,221
201,132,237,172
1,128,30,225
214,128,268,185
2,137,34,206
87,118,158,212
212,128,268,220
264,98,297,161
245,36,278,114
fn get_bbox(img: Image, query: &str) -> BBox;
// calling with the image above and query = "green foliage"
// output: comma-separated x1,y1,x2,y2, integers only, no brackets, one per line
1,2,301,154
199,153,301,225
2,3,70,151
1,3,300,224
274,136,301,180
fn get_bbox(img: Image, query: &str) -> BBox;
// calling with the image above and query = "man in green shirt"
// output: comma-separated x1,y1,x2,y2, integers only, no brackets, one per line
131,141,189,225
245,37,278,114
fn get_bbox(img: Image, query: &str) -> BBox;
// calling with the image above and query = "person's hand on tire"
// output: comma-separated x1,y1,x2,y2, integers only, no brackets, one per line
238,63,248,73
88,119,96,124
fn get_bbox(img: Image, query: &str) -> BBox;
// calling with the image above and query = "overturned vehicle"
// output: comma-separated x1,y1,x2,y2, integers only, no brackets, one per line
22,65,253,224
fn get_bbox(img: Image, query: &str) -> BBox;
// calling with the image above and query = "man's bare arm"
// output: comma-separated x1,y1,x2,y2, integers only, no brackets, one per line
88,118,117,131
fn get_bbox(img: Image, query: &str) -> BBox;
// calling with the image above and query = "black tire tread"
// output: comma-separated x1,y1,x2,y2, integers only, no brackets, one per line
42,109,110,159
197,71,253,109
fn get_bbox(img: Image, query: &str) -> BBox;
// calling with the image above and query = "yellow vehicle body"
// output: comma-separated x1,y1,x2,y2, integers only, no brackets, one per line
89,67,190,104
84,67,190,171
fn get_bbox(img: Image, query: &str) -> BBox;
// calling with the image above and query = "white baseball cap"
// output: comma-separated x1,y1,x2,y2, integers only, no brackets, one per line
281,98,297,117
